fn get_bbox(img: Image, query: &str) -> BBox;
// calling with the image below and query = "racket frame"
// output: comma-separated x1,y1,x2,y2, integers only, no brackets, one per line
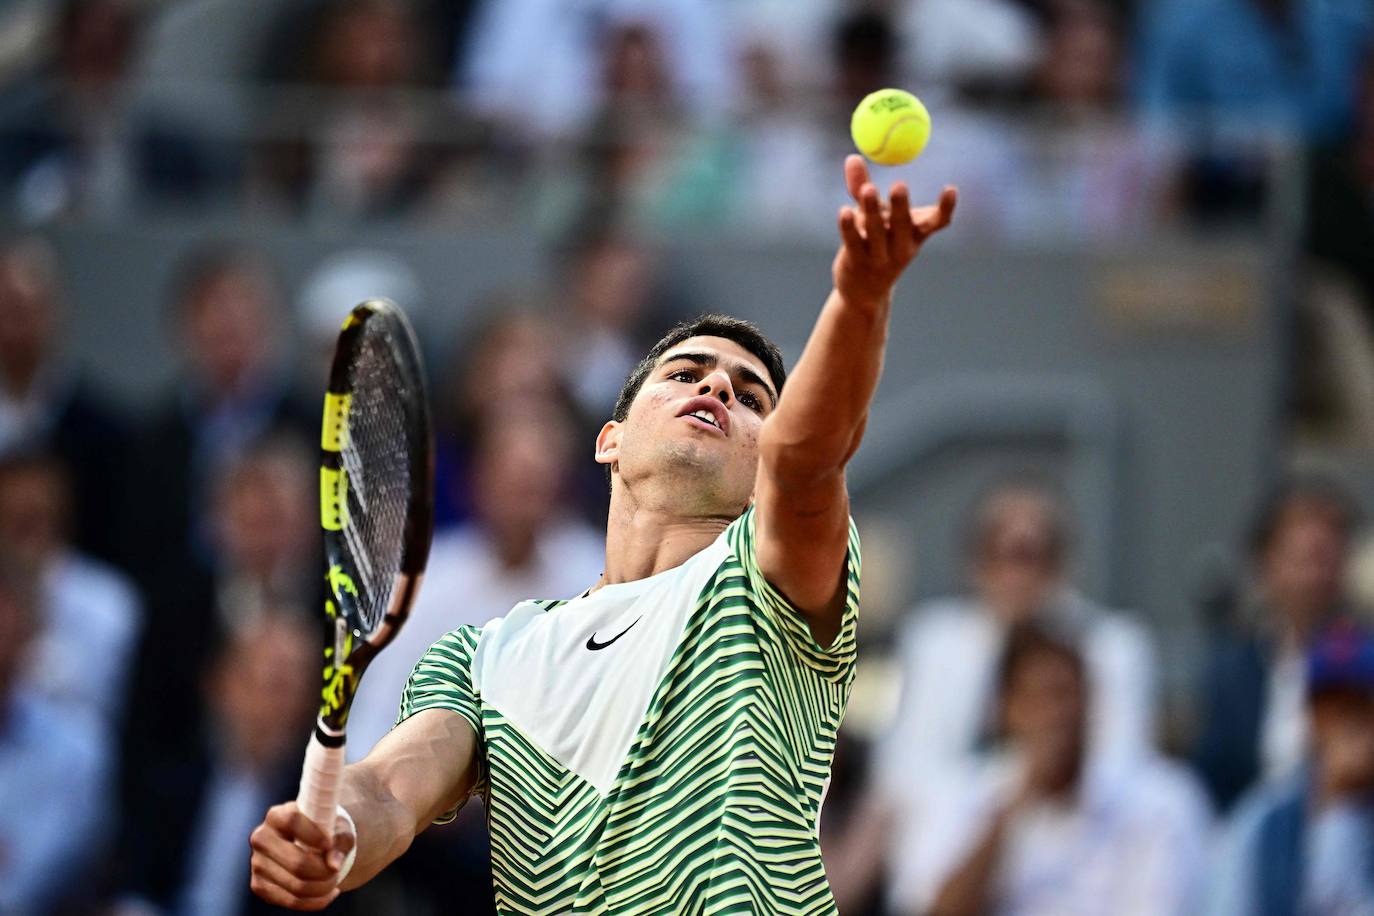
298,298,434,832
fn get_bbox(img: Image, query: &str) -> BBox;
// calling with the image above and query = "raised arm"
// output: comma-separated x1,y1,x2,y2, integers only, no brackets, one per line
248,709,480,910
756,155,956,643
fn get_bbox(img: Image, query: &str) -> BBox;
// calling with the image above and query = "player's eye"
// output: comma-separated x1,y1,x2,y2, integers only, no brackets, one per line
740,392,764,413
669,369,696,383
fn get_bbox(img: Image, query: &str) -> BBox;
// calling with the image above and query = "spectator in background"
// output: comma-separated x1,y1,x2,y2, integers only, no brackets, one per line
457,0,733,141
118,613,323,916
1138,0,1373,221
0,449,141,730
124,435,319,806
208,435,320,632
1208,620,1374,915
128,243,311,598
431,307,586,530
125,245,312,794
0,235,131,566
558,229,685,421
994,0,1178,240
1139,0,1372,142
535,14,726,234
878,478,1157,786
886,625,1210,916
0,552,110,914
249,0,443,220
0,0,215,219
1194,475,1364,810
898,0,1042,100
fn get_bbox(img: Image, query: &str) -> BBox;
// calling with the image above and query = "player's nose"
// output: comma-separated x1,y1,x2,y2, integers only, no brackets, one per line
698,370,733,403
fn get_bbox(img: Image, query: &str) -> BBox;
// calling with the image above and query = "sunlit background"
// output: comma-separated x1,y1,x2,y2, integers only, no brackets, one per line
1,0,1373,914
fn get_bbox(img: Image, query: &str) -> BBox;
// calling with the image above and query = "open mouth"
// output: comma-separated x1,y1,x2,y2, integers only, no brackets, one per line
685,408,722,431
676,396,730,436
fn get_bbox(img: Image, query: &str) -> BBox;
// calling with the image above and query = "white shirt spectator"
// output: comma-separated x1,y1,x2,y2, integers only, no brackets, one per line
458,0,736,138
877,590,1156,791
1261,644,1309,787
24,550,141,728
0,690,110,913
900,0,1042,90
177,764,276,916
347,519,605,760
887,753,1212,916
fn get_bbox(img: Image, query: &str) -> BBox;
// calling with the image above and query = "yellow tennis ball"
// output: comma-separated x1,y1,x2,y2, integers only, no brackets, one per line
850,89,931,166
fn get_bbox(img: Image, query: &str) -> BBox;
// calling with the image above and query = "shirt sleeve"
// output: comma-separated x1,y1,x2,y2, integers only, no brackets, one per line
395,625,485,822
725,505,860,682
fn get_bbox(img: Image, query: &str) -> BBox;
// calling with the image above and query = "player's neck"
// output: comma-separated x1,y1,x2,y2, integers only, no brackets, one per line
595,487,734,590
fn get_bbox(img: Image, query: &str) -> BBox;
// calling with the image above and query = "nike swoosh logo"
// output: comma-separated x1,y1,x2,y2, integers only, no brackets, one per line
586,616,642,651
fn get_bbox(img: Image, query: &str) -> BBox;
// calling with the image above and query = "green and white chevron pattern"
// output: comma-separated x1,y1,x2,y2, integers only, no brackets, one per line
399,509,860,914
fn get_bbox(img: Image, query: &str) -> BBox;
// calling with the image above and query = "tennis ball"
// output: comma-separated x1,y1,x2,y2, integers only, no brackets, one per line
850,89,931,166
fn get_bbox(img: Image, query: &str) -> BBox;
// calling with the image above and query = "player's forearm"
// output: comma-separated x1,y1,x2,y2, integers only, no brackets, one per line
760,288,889,480
336,711,481,891
336,764,420,890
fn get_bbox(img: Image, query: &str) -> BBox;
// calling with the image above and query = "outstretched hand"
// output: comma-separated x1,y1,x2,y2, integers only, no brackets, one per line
833,154,957,311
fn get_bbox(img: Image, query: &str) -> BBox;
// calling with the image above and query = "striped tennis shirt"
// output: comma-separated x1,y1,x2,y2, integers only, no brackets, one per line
397,506,860,914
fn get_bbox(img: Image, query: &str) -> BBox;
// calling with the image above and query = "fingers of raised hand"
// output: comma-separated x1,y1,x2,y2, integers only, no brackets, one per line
859,184,888,262
844,155,869,203
913,186,958,239
888,182,915,259
838,206,864,253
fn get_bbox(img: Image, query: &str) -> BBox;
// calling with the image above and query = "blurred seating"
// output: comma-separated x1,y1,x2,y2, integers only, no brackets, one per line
1138,0,1372,142
457,0,734,141
0,0,218,220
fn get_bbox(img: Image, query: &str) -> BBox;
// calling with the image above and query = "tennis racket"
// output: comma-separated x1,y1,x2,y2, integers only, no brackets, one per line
297,298,434,833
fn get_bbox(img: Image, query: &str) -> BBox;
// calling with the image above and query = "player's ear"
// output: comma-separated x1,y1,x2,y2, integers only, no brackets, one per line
594,420,621,467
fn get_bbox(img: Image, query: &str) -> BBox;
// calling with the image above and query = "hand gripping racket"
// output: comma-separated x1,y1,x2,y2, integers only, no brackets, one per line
297,299,434,833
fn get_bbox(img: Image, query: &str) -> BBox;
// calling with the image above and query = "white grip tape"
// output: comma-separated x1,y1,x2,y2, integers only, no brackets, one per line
297,734,346,832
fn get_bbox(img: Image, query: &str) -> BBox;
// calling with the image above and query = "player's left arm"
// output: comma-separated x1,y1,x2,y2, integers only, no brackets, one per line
756,155,956,645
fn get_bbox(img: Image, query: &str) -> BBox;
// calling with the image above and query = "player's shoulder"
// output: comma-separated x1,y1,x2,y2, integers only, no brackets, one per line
724,504,861,558
426,623,485,663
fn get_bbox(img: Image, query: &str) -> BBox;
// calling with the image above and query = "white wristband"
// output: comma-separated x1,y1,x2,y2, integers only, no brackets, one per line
335,805,358,885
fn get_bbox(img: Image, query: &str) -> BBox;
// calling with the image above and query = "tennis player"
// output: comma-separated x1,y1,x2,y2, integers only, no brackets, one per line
249,155,956,913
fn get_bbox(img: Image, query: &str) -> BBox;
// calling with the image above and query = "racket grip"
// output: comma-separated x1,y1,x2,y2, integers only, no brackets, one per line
297,733,346,831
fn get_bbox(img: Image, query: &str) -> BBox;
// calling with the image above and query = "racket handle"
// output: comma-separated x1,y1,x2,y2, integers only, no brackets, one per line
297,732,346,831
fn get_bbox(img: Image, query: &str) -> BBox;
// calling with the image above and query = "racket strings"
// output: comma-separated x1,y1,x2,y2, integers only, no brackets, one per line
339,321,414,634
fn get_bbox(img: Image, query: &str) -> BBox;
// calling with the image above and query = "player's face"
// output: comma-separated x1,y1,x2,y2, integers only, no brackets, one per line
600,336,778,514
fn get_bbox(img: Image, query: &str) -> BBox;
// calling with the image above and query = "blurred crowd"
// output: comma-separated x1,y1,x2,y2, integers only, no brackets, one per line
1,0,1374,915
0,0,1367,242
